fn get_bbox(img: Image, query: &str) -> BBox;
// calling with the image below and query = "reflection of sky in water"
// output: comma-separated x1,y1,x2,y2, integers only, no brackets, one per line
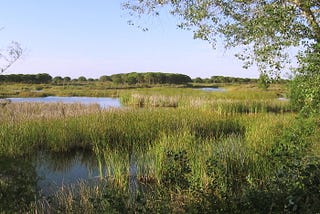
277,97,289,101
8,96,121,108
36,151,105,196
197,87,225,92
35,150,139,196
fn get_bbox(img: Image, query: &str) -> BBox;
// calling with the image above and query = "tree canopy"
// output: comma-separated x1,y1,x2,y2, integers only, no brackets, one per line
123,0,319,73
0,73,52,84
109,72,192,85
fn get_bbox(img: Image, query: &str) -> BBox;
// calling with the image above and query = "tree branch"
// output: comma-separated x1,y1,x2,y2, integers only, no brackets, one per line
291,0,320,42
0,42,23,73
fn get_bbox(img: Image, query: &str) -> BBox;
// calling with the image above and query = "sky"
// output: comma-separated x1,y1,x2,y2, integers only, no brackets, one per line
0,0,262,79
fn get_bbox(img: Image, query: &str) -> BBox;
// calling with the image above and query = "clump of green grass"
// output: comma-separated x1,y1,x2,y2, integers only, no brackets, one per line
121,94,179,107
121,93,291,114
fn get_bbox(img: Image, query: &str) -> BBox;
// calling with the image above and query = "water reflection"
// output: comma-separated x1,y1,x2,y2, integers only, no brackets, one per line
198,87,225,92
8,96,121,108
1,147,143,210
36,150,105,195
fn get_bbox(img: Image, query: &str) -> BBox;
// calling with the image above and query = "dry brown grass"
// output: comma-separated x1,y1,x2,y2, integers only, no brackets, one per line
0,102,103,123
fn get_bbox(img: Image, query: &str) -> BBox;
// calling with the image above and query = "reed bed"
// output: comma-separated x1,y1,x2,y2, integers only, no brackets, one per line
121,94,179,107
0,83,125,98
0,102,102,123
0,103,247,156
122,83,283,99
29,112,313,213
121,93,291,114
94,113,292,189
0,99,295,157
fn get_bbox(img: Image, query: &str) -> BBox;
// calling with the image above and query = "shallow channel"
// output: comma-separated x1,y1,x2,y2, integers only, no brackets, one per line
8,96,121,108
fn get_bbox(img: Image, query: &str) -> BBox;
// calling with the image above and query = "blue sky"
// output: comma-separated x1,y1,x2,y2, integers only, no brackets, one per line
0,0,261,79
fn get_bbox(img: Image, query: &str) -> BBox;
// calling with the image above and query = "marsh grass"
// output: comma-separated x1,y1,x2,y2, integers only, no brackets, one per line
0,99,292,158
90,112,288,191
17,112,319,213
121,94,179,107
0,82,127,98
207,135,273,195
0,102,104,155
0,103,245,156
3,83,320,212
121,93,291,114
0,102,102,123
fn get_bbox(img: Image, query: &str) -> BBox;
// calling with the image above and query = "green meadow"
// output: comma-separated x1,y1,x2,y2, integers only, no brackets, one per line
0,82,319,213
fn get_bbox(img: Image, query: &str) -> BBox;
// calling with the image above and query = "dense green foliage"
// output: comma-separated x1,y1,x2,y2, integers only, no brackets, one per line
1,72,282,86
193,75,261,84
108,72,192,85
0,72,193,85
0,73,53,84
0,157,37,213
290,43,320,115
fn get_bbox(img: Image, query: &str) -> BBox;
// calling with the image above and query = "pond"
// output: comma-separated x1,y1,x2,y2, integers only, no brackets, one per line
0,151,101,210
36,150,105,196
0,149,138,207
7,96,121,108
198,87,225,92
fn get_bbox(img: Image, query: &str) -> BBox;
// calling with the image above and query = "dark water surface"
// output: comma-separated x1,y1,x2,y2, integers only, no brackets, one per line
0,149,137,203
36,150,105,196
0,150,108,211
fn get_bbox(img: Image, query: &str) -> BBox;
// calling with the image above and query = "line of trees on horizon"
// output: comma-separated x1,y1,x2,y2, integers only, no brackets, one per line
0,72,287,85
101,72,192,85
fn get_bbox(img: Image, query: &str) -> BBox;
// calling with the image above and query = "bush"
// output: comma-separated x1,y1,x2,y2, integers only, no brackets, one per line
290,43,320,116
161,150,192,190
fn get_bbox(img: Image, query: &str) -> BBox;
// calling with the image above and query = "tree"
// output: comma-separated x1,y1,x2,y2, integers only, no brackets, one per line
63,76,71,82
110,74,124,84
258,72,271,90
36,73,52,84
193,77,204,83
78,76,87,82
99,75,112,82
52,76,63,84
127,72,138,84
290,43,320,115
122,0,320,113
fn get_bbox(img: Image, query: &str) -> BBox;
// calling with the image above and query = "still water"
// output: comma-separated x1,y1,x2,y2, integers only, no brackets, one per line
36,150,105,196
0,150,110,211
8,96,121,108
0,149,137,199
198,87,225,92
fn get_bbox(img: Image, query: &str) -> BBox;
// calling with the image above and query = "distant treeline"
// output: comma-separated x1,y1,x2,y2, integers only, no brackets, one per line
193,76,257,84
0,72,287,85
0,72,192,85
0,73,53,84
101,72,192,85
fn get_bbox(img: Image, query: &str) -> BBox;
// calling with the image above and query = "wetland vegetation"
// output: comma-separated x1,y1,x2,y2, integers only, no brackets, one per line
1,0,319,212
0,77,319,213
